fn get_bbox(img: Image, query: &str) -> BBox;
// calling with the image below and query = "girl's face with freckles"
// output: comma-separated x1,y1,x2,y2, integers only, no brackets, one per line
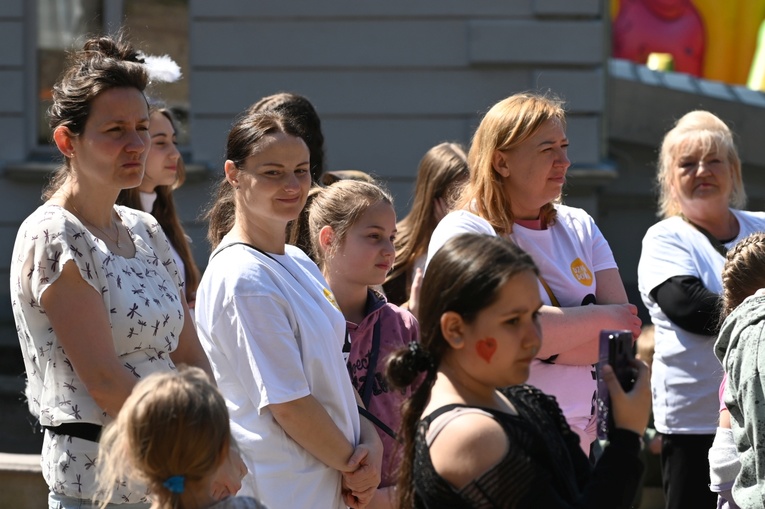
449,270,543,387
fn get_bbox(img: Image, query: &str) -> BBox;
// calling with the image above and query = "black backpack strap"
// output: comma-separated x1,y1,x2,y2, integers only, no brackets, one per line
361,318,382,408
358,406,397,440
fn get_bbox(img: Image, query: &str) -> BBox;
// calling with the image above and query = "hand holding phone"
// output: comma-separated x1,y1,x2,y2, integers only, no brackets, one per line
596,330,637,439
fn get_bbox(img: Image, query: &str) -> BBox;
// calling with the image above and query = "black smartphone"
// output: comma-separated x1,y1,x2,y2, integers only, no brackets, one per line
596,330,636,440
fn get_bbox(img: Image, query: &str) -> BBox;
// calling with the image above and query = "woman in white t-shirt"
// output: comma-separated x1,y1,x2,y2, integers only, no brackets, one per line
637,110,765,509
426,92,641,455
195,110,382,509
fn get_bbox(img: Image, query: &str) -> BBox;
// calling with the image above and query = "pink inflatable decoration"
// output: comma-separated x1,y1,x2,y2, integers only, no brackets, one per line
613,0,705,76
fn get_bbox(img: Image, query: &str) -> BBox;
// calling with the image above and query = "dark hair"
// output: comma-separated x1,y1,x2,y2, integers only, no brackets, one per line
204,110,305,249
117,105,200,302
384,142,468,305
721,232,765,318
385,233,538,508
44,34,149,200
248,92,325,182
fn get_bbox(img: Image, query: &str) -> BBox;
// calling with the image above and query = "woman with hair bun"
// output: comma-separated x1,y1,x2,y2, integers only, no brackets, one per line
9,34,237,508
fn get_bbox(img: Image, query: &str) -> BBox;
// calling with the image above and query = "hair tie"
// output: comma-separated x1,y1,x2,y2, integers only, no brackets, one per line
406,341,434,373
163,475,185,494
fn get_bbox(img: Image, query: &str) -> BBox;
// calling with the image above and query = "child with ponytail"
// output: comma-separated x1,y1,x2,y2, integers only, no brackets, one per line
95,367,266,509
307,179,419,508
386,233,650,508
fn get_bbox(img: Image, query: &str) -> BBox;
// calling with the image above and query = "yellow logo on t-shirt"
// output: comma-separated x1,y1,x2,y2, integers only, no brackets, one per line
323,288,341,310
570,258,593,286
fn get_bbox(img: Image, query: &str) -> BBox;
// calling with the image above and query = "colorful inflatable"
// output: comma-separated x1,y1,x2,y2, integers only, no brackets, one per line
612,0,765,87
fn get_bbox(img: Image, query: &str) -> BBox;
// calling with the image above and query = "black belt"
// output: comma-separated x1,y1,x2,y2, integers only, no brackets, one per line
43,422,103,442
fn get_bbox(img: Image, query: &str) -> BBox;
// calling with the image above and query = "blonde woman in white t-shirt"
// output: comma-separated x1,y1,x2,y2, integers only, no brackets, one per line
638,110,765,509
426,92,641,455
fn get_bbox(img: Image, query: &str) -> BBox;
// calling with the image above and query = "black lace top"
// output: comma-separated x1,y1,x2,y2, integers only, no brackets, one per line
412,385,643,509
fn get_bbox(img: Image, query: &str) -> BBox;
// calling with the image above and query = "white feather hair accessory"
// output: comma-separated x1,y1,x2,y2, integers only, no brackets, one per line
141,53,182,83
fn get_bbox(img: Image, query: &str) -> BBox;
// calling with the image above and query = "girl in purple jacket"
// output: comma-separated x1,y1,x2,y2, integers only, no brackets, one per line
307,179,419,509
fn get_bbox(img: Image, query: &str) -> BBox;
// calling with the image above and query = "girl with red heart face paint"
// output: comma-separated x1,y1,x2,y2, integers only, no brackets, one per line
385,233,651,509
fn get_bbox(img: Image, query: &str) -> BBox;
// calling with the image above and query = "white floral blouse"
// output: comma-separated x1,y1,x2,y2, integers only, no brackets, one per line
10,204,185,503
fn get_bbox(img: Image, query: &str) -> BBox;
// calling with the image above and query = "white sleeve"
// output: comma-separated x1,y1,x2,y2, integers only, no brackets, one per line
638,223,700,297
217,292,311,414
425,211,496,272
29,211,103,301
588,215,618,273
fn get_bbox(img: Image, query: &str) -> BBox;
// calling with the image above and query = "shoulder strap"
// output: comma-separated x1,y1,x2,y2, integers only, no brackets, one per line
357,316,393,437
358,406,397,439
361,318,382,408
538,275,560,307
424,406,501,447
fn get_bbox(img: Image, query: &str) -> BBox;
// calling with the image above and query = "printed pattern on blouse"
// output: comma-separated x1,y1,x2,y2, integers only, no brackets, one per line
10,204,185,502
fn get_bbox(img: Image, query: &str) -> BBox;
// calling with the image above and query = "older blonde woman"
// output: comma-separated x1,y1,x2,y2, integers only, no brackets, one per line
638,110,765,509
426,92,641,455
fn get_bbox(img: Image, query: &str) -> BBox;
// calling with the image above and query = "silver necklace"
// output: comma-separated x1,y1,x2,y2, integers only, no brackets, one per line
70,202,121,248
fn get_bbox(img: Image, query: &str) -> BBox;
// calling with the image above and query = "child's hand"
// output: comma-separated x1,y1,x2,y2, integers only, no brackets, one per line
210,446,247,500
604,358,651,436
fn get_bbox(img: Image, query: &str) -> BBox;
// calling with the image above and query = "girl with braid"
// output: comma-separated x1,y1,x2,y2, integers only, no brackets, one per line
713,232,765,509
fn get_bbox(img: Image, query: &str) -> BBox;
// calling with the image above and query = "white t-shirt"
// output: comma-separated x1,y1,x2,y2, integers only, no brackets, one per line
638,210,765,434
427,206,617,446
10,204,185,503
195,240,360,509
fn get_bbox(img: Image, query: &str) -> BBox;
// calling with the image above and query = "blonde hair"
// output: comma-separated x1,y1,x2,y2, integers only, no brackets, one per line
306,179,393,269
95,367,230,509
657,110,745,218
721,232,765,318
457,92,566,234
